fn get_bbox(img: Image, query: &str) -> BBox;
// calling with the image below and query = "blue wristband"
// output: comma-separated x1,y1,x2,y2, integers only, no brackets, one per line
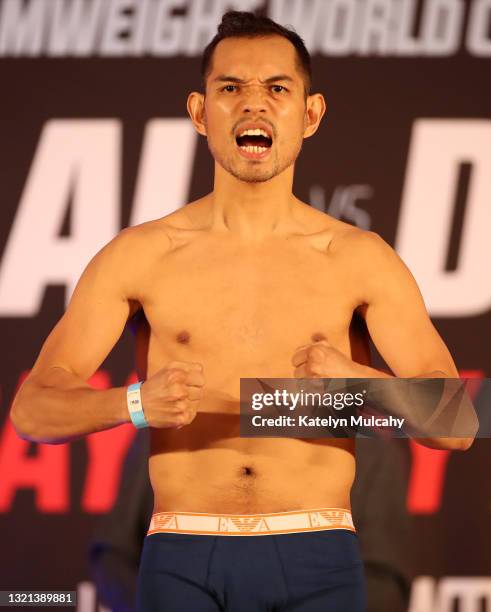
127,381,149,429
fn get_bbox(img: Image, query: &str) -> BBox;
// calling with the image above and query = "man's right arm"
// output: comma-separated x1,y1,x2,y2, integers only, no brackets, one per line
10,227,143,444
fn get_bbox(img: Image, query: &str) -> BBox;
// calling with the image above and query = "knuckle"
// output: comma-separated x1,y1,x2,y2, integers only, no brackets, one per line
307,363,319,376
176,411,193,426
186,410,197,423
168,383,188,399
174,399,188,412
166,368,185,381
174,415,187,427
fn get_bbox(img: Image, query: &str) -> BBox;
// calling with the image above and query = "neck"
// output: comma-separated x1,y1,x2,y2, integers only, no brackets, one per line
209,162,296,241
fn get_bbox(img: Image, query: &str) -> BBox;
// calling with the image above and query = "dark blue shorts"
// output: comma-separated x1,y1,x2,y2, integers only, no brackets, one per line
136,530,366,611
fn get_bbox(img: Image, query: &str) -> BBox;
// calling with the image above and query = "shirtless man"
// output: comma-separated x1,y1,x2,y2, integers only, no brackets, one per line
11,10,474,612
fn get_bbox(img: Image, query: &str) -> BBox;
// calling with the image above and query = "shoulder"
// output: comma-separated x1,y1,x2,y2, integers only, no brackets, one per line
338,230,425,310
329,226,382,251
330,227,421,296
76,219,173,305
291,200,405,273
91,196,211,275
292,201,365,250
330,227,400,268
108,203,203,258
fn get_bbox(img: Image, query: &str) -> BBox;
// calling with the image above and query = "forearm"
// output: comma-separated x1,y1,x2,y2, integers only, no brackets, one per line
10,367,131,444
352,365,478,451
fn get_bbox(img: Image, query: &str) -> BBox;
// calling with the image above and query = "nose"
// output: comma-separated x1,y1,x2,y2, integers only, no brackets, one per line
241,85,267,114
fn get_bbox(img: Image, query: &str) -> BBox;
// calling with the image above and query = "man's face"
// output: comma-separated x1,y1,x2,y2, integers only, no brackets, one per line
202,35,309,183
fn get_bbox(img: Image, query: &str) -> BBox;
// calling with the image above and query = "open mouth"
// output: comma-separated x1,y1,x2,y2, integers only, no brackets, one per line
235,130,273,155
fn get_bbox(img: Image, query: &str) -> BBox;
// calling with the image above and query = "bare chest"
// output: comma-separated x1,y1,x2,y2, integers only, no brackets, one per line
138,240,363,378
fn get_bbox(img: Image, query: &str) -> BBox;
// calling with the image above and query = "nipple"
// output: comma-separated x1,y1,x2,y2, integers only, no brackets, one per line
176,330,190,344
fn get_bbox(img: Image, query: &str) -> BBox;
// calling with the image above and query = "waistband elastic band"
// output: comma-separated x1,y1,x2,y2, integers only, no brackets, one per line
147,507,355,536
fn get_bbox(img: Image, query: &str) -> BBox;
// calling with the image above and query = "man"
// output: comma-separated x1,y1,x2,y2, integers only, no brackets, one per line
11,10,473,612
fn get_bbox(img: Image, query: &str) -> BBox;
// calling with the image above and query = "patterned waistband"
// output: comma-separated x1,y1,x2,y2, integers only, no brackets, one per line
147,507,355,536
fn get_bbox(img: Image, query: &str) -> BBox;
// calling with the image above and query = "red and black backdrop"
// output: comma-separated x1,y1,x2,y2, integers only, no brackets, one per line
0,1,490,610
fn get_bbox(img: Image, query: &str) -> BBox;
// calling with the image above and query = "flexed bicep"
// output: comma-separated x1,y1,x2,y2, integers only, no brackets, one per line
356,232,458,378
28,227,141,383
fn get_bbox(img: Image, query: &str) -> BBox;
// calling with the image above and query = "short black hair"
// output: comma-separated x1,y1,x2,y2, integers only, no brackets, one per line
201,11,312,98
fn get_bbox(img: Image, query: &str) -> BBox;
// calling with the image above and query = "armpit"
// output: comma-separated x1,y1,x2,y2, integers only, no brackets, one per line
349,312,372,366
127,304,147,336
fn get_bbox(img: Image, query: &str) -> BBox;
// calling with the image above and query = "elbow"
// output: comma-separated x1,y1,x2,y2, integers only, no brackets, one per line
451,412,479,451
440,436,475,451
10,388,55,444
455,436,475,451
10,409,66,445
10,399,38,442
416,436,475,451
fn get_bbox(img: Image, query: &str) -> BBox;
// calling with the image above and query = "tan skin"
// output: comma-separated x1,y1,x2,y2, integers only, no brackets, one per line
11,35,472,517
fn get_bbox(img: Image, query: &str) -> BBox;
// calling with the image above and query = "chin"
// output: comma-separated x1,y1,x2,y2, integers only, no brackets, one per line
241,166,276,180
235,169,278,183
220,159,277,183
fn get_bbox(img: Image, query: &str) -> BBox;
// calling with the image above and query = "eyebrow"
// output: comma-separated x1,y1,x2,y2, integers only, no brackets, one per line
213,74,295,85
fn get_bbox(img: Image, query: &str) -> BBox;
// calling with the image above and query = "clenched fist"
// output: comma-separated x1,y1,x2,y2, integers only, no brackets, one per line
139,361,204,429
292,340,364,378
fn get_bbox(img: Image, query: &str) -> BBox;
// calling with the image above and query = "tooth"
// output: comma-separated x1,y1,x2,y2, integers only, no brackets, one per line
238,128,271,138
239,144,270,154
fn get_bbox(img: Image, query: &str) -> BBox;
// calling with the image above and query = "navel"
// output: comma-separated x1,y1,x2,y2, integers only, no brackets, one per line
312,332,327,342
176,330,190,344
241,466,255,477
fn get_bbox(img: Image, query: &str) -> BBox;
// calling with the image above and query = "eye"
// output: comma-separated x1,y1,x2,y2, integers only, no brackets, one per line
222,85,237,92
271,85,287,93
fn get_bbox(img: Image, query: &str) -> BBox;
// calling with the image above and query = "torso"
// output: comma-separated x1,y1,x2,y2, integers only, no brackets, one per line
130,198,372,514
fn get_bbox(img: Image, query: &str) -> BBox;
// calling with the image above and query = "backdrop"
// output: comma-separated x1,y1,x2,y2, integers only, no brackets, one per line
0,0,490,611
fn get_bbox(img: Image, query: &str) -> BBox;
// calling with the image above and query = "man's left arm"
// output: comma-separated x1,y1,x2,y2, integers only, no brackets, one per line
354,231,477,450
293,230,478,451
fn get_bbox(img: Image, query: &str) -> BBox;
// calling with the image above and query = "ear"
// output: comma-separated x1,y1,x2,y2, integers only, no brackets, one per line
303,93,327,139
187,91,207,137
